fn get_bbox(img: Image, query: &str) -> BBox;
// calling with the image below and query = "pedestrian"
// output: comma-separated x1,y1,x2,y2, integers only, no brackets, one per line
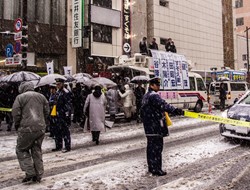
118,84,135,122
106,86,119,122
140,77,184,176
51,78,72,153
165,38,177,53
219,83,227,111
72,83,84,124
139,37,148,55
12,81,49,183
148,37,158,50
80,85,92,128
134,82,146,123
84,85,107,145
48,84,57,138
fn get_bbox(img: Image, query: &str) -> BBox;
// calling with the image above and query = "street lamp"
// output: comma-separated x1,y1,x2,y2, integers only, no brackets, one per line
245,26,250,82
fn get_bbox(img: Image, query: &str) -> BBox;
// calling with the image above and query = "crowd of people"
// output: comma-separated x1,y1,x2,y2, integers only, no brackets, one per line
0,75,185,182
139,37,177,55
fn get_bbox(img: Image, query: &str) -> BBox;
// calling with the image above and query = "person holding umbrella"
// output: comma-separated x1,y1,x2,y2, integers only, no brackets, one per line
134,82,146,123
51,78,72,153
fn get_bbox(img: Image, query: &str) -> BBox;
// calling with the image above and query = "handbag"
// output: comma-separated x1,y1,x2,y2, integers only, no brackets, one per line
165,112,172,126
50,105,57,116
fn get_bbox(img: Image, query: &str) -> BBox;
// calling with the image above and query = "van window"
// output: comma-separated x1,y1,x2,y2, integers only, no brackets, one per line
230,83,246,91
197,78,206,91
189,77,195,90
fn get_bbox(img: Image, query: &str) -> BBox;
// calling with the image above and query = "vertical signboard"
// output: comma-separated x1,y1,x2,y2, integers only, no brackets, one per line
72,0,82,48
122,0,131,56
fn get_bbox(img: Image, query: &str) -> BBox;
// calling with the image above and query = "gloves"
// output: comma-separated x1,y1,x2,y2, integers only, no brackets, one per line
174,108,184,116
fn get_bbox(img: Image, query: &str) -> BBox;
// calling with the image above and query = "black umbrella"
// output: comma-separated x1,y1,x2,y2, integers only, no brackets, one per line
0,71,41,83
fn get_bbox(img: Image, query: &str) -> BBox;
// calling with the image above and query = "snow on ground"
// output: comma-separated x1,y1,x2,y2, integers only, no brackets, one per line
1,111,235,190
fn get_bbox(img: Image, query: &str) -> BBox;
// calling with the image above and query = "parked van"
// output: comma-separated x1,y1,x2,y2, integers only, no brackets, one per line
208,80,248,108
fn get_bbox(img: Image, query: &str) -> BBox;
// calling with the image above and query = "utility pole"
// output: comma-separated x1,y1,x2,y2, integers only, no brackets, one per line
245,26,250,82
21,0,28,70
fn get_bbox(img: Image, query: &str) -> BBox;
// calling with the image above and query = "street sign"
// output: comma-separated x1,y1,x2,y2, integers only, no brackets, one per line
5,58,14,65
14,18,22,32
14,41,21,54
13,54,21,65
123,43,131,53
14,31,22,41
5,44,14,58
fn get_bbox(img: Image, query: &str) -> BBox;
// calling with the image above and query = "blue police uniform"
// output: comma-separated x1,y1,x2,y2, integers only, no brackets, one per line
141,85,183,176
52,86,72,152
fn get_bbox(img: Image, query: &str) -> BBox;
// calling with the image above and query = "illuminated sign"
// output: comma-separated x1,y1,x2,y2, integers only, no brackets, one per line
122,0,131,55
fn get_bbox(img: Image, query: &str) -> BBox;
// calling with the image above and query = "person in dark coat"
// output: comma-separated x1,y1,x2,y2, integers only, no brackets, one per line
219,83,227,111
148,37,158,50
72,83,84,124
51,78,72,153
139,37,148,55
48,84,57,138
134,83,146,123
165,38,177,53
140,77,184,176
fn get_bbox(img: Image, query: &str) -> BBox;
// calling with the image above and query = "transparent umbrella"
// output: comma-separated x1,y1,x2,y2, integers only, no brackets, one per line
131,75,149,84
36,74,66,87
91,77,117,88
64,75,76,82
0,71,41,83
73,73,93,79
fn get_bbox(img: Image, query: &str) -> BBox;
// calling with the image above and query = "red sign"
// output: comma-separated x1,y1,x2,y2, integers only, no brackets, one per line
14,18,23,32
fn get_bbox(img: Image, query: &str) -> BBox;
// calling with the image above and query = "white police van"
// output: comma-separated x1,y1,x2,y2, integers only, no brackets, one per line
108,51,207,112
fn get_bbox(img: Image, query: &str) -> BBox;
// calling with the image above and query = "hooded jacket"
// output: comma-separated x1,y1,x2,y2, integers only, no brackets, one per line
12,82,49,132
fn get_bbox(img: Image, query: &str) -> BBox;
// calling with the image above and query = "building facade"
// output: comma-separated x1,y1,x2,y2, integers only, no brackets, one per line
68,0,225,75
0,0,67,73
234,0,250,71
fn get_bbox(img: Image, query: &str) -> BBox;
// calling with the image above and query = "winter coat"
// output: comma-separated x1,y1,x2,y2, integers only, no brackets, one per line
54,88,72,127
139,41,148,55
118,85,134,108
140,87,177,136
106,89,118,115
84,93,107,132
148,42,158,50
134,86,146,106
12,82,49,133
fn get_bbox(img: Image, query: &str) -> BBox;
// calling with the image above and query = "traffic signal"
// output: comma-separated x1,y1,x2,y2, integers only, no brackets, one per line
21,25,28,69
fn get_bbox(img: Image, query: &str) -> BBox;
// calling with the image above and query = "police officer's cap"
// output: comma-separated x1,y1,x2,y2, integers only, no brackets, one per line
149,77,161,85
55,78,66,83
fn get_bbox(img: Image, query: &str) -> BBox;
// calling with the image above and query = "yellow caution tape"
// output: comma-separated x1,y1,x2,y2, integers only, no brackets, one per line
184,111,250,128
0,107,12,112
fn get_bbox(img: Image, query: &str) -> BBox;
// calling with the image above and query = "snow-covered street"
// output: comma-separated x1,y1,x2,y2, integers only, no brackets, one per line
1,111,250,190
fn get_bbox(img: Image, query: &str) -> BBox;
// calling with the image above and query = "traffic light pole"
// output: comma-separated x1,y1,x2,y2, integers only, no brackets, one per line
21,0,28,69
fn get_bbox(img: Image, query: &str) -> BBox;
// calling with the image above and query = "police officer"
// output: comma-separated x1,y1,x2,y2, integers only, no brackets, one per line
140,77,184,176
12,81,49,183
52,78,72,153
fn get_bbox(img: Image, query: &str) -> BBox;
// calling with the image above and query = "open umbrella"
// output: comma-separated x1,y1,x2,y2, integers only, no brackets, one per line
0,71,41,83
91,77,117,88
131,75,149,84
76,76,90,84
73,73,93,79
36,74,66,87
64,75,76,82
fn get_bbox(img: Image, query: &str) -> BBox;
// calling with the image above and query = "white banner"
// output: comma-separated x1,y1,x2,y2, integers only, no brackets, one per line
46,61,54,75
72,0,82,48
150,50,189,90
64,66,72,76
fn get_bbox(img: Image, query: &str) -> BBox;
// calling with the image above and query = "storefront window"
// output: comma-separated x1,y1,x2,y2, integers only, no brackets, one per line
93,24,112,44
